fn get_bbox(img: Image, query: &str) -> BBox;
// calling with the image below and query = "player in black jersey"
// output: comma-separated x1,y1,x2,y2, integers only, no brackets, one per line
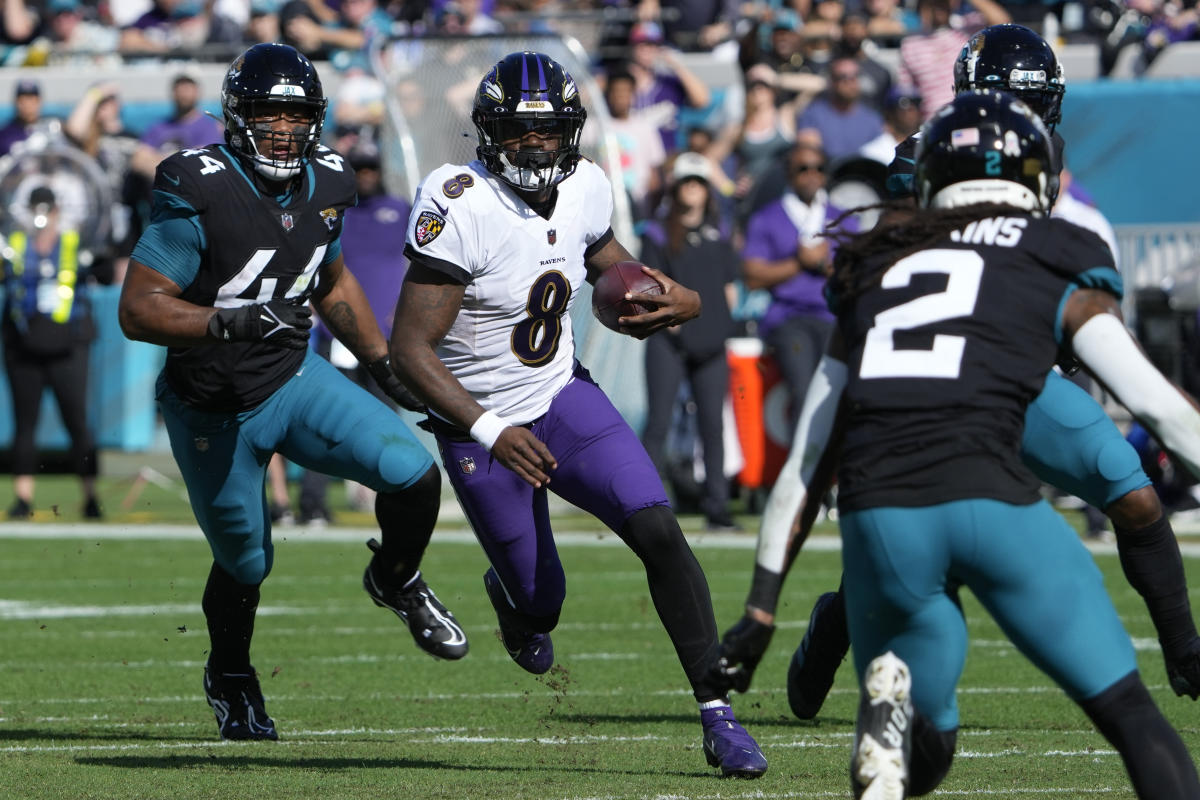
811,90,1200,800
711,22,1200,718
118,43,468,741
887,23,1066,199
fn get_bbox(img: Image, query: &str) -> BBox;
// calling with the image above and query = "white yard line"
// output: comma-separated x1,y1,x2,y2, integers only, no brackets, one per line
0,523,1198,557
0,683,1183,707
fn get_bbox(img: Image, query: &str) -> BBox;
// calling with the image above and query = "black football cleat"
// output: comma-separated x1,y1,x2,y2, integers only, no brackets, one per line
8,498,32,520
788,590,850,719
363,538,469,660
203,664,278,741
851,652,912,800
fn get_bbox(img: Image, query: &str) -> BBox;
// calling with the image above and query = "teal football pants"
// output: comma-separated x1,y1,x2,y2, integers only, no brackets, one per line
1022,370,1148,510
841,498,1137,732
158,350,434,584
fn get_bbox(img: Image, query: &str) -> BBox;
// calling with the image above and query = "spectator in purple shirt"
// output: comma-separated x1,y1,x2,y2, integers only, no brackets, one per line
0,80,44,157
119,0,218,54
795,55,884,162
741,142,856,432
624,20,712,154
130,72,223,180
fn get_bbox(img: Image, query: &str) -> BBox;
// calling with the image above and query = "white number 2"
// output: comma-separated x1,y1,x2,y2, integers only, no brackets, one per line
858,249,983,379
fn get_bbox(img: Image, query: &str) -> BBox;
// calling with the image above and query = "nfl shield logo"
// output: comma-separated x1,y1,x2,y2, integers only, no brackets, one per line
547,228,557,245
194,436,209,452
281,213,294,231
458,456,476,475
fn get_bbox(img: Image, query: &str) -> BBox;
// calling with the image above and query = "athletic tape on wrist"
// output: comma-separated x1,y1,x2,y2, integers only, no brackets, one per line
469,410,509,451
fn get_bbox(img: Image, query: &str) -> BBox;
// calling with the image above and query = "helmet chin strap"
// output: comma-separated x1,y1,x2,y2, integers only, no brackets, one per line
243,119,316,183
929,180,1045,215
252,159,302,181
499,149,569,195
245,135,304,181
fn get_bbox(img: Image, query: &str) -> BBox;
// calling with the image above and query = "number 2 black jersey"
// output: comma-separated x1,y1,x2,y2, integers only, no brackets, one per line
832,214,1121,511
144,144,356,412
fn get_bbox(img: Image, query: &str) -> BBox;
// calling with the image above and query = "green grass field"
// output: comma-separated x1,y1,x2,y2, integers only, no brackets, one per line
2,493,1199,800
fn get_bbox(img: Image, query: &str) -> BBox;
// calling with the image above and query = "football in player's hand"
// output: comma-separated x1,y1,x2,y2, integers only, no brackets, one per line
591,261,664,332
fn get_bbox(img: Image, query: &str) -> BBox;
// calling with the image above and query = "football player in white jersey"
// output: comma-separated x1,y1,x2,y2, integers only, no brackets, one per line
389,51,768,779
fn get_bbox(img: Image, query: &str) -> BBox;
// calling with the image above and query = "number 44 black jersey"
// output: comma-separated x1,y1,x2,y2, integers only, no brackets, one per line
145,144,356,413
832,214,1121,512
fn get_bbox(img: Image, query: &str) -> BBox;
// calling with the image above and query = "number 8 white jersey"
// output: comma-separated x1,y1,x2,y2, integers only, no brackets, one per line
404,159,614,424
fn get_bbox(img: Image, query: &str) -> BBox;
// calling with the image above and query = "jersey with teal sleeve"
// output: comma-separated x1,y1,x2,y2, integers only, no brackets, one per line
136,144,356,412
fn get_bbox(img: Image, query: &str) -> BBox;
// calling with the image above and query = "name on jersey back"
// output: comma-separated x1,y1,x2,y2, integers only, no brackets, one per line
950,216,1028,247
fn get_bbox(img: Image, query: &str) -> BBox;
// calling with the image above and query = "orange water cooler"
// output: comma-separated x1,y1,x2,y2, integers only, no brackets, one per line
726,337,793,490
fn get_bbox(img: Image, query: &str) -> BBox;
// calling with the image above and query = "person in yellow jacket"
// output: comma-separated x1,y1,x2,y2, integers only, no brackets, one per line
2,186,108,519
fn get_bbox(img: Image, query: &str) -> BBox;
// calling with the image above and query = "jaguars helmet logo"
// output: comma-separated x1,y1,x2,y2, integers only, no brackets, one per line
960,36,985,84
320,207,338,230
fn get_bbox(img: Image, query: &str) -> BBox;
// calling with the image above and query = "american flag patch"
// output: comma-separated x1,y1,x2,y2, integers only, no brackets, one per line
951,128,980,148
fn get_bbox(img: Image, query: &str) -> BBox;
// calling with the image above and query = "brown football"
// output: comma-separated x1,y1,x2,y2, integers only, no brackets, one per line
591,261,664,332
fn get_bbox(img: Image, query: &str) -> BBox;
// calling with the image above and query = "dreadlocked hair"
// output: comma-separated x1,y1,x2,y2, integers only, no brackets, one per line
828,201,1023,305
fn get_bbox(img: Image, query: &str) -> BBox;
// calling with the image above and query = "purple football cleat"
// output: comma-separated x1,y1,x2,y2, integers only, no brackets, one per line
701,705,768,778
484,567,554,674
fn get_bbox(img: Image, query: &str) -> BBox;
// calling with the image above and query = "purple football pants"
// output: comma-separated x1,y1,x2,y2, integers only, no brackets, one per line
434,366,670,622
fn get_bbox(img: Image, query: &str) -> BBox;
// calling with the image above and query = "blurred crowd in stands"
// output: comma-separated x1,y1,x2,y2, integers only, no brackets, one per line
0,0,1196,71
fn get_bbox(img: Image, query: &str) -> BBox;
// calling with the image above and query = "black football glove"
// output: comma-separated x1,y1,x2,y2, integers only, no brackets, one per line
707,616,776,695
366,356,426,413
207,300,312,350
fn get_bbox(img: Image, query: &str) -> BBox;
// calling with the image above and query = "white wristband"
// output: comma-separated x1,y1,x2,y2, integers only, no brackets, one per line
469,410,510,451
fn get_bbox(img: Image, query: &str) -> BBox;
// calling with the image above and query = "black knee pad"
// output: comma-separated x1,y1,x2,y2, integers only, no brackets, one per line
909,716,956,796
400,463,441,504
618,504,684,561
1080,671,1200,799
1079,670,1152,744
376,463,440,524
202,561,261,615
